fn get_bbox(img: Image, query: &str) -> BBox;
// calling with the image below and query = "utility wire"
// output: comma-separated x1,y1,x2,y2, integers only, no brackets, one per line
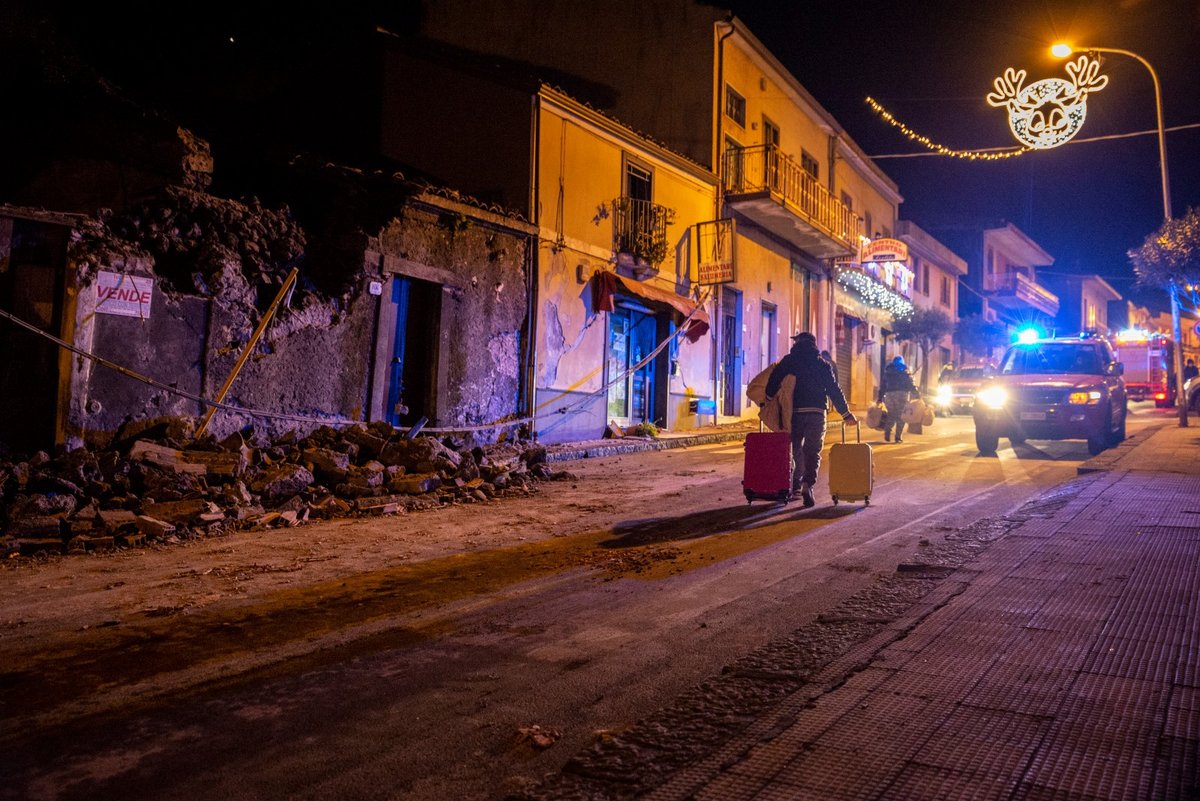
870,122,1200,159
0,281,713,437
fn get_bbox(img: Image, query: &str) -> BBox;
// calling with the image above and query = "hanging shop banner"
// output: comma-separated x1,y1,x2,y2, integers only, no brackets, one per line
860,238,908,264
694,218,736,285
96,271,154,318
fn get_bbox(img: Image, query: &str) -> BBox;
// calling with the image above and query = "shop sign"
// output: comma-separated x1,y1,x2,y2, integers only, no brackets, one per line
96,270,154,318
695,218,736,285
860,238,908,264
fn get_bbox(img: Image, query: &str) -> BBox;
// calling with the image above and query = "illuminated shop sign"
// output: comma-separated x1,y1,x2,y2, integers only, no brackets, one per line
860,238,908,264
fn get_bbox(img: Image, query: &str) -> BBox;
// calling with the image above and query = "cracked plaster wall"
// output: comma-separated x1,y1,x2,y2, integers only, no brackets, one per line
377,204,529,433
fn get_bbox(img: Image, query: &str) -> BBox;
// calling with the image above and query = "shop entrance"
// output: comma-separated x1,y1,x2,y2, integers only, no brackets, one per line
721,287,742,416
606,301,667,426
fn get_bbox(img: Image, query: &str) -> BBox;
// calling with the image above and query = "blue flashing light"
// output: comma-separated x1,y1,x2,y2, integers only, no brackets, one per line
1015,327,1041,345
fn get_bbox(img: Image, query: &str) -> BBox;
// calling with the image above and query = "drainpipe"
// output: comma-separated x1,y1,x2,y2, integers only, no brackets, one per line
714,17,735,418
825,133,840,366
526,92,542,440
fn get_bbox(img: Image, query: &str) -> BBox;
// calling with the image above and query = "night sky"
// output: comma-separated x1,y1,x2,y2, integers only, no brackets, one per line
728,0,1200,313
9,1,1198,313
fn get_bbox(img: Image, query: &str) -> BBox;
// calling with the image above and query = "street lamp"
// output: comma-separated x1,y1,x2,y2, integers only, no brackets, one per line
1051,43,1186,425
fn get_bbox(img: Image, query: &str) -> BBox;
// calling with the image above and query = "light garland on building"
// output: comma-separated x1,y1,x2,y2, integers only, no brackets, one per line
865,97,1029,161
986,56,1107,149
836,267,914,318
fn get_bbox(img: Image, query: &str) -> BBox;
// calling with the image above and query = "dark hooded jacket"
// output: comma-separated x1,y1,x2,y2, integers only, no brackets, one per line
765,344,851,417
880,362,917,399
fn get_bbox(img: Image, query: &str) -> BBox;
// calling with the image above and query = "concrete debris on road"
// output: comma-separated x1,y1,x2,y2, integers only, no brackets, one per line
0,417,574,558
516,725,562,750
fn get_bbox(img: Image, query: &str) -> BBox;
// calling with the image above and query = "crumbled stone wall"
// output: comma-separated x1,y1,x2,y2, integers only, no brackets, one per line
63,185,374,446
57,184,531,449
202,285,377,441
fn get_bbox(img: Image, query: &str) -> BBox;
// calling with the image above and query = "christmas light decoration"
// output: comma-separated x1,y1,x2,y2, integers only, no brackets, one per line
835,268,914,318
865,97,1029,161
986,56,1108,149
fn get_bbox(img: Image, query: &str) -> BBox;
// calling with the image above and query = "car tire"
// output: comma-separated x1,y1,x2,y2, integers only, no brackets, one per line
975,425,999,456
1109,405,1127,446
1087,409,1111,456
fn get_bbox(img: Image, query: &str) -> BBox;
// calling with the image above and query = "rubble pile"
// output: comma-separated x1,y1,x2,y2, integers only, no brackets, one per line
0,419,570,559
72,185,307,296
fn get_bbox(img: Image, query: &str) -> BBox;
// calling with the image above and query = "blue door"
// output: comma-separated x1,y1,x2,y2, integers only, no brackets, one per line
606,303,664,425
386,276,440,427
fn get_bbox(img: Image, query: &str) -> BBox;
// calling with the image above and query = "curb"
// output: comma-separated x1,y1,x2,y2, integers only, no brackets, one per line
1075,422,1167,474
545,427,754,462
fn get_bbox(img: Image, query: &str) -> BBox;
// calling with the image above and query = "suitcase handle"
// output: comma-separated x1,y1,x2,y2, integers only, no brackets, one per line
840,420,861,444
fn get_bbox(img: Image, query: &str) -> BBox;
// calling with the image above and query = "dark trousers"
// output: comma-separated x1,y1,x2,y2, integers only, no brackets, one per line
790,411,827,489
883,391,909,439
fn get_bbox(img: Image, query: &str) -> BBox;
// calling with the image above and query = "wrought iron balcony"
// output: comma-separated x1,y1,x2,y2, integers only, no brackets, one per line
611,196,673,268
722,144,860,258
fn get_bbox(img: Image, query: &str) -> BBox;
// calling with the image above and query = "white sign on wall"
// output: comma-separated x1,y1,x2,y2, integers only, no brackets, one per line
695,218,736,285
96,271,154,318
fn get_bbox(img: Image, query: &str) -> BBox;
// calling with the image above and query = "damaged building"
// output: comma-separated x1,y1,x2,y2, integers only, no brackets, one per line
0,8,536,454
1,172,535,452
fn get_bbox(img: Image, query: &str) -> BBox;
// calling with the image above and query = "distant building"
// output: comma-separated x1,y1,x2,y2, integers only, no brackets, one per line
934,222,1059,336
897,220,967,387
1043,274,1122,336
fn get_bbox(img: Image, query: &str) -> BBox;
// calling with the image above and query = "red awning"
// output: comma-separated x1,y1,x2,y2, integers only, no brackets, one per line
592,271,710,343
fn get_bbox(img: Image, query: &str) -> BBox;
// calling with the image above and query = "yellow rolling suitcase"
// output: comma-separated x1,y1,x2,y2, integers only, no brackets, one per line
829,421,873,506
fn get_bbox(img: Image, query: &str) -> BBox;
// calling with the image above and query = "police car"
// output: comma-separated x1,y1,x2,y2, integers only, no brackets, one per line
972,332,1128,456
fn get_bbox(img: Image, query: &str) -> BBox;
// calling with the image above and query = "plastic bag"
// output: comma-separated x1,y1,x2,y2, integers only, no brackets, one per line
866,404,886,430
901,398,926,425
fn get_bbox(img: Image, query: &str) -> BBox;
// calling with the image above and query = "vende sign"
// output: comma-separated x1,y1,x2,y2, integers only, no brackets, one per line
96,271,154,318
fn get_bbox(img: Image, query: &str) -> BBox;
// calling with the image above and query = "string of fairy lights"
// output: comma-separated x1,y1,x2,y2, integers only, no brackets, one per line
864,97,1031,161
835,268,914,319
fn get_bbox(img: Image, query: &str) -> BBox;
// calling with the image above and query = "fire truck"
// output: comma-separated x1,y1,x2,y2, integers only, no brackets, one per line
1111,331,1175,407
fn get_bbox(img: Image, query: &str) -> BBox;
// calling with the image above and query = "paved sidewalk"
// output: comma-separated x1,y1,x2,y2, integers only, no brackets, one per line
645,423,1200,801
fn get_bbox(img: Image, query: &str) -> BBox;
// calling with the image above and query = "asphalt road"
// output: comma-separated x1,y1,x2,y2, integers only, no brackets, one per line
0,405,1171,801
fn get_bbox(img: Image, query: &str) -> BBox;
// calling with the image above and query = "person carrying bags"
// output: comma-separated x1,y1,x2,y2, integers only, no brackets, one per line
880,355,917,443
764,332,856,507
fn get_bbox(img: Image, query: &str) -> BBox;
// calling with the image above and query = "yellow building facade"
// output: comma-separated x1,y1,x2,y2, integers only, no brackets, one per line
531,88,719,442
716,22,905,414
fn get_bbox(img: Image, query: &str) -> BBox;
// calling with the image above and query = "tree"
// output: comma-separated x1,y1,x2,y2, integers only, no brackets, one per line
1129,206,1200,425
1129,206,1200,310
893,307,954,391
953,314,1008,364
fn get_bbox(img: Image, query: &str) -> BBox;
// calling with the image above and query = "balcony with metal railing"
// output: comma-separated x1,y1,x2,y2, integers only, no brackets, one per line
722,144,860,258
984,270,1060,317
611,197,673,274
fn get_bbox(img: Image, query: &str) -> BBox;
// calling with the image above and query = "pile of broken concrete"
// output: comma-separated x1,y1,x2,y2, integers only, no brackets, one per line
0,420,568,558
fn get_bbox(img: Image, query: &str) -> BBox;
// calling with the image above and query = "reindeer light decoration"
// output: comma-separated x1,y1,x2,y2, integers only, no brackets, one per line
987,55,1108,149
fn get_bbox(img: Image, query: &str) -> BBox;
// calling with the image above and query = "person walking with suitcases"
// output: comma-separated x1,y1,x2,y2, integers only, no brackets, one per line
880,355,917,443
764,332,856,508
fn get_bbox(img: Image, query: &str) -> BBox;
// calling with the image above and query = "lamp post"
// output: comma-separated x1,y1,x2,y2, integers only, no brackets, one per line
1051,43,1187,425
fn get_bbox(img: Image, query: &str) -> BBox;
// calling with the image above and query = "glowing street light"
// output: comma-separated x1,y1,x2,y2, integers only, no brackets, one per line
1050,42,1187,425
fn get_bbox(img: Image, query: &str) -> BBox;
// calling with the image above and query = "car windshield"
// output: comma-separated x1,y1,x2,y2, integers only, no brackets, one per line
955,368,989,380
999,343,1103,375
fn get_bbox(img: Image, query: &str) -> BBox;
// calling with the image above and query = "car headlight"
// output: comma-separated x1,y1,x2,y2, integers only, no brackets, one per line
1068,390,1103,405
935,385,953,405
976,386,1008,409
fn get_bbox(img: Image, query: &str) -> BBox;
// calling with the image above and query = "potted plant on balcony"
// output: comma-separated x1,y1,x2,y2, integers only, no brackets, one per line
611,197,676,277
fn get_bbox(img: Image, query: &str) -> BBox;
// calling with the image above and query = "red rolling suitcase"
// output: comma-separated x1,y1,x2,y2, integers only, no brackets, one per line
742,431,794,504
829,421,873,506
